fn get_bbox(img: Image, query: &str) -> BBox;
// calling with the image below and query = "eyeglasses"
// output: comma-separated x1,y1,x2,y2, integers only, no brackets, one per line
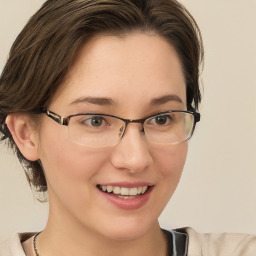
40,108,200,147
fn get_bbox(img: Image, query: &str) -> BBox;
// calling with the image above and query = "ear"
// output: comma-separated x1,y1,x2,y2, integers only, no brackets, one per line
6,114,40,161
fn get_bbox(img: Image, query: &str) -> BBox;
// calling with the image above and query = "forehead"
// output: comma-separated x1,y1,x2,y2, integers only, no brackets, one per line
51,33,186,112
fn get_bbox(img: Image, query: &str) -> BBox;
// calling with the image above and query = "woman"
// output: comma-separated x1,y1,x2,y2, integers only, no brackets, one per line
0,0,255,255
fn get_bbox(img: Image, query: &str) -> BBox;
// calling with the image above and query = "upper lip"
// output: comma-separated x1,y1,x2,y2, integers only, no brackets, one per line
97,182,153,188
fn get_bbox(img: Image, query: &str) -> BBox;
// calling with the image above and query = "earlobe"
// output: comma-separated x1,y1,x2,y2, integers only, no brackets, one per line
6,114,40,161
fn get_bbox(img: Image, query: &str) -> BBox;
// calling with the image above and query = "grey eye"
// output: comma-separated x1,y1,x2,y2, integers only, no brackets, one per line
80,116,106,127
90,116,103,126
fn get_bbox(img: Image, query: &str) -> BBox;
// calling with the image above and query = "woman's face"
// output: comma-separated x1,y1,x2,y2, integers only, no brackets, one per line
36,33,188,240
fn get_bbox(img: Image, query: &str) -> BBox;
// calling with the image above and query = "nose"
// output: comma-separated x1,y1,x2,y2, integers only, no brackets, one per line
110,124,153,173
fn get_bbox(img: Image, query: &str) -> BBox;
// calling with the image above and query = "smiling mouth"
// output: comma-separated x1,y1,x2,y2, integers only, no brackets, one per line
96,185,151,198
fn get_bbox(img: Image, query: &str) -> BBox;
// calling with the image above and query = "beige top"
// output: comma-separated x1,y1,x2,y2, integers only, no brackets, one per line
0,228,256,256
0,233,33,256
184,227,256,256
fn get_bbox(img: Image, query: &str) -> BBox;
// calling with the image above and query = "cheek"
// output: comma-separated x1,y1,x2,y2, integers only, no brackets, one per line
38,135,112,216
40,142,109,183
37,121,109,191
152,142,188,199
154,142,188,176
144,143,188,218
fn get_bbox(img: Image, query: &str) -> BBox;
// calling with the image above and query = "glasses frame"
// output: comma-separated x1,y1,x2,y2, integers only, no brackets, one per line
40,108,200,143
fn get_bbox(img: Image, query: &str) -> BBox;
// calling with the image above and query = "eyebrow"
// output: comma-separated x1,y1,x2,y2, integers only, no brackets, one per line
150,94,183,105
70,96,116,106
70,94,183,107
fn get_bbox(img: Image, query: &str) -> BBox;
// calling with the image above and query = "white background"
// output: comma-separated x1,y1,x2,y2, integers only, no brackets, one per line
0,0,256,241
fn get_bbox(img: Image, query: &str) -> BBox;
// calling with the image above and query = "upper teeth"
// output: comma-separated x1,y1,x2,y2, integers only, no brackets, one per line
99,185,148,196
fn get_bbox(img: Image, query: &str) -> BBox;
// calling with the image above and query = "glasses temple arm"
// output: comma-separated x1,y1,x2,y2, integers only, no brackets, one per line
42,108,68,125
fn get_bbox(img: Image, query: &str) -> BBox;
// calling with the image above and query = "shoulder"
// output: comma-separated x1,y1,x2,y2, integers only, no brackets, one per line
179,227,256,256
0,233,35,256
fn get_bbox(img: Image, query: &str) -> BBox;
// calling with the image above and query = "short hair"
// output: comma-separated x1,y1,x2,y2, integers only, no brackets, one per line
0,0,203,194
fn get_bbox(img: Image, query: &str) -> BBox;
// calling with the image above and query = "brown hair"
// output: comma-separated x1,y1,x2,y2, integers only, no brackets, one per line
0,0,203,194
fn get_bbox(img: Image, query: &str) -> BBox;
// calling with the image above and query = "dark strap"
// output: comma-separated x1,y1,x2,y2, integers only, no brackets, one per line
162,229,188,256
171,230,188,256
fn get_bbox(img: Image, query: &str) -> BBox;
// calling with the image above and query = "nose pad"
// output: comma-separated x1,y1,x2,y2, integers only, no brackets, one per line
119,126,125,139
119,122,144,140
111,125,153,173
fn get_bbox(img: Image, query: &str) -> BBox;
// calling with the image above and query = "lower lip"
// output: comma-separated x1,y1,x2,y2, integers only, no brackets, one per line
99,187,153,210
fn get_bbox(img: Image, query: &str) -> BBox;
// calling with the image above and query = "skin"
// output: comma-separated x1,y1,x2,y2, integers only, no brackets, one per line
8,32,188,256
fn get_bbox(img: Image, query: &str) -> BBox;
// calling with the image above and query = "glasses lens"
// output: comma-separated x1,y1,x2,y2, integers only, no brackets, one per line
144,112,195,144
67,112,196,147
68,114,124,147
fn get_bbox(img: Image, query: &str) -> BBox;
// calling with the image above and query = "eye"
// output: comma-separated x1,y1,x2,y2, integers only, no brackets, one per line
81,116,107,127
148,114,173,126
154,115,169,125
90,116,104,126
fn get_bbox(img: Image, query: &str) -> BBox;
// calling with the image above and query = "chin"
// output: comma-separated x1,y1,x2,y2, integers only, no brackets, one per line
101,228,148,242
96,215,159,242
